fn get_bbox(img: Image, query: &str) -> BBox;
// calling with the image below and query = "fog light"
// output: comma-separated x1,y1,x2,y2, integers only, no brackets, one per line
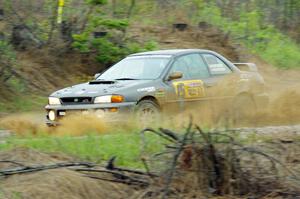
48,110,56,121
82,110,90,115
109,108,118,112
95,109,105,118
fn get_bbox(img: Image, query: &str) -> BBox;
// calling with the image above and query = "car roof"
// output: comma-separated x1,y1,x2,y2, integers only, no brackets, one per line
128,49,214,57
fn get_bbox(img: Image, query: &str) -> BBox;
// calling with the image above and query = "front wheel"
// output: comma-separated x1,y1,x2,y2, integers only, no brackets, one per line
136,100,161,126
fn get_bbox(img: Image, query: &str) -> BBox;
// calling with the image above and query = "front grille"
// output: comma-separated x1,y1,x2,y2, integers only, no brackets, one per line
60,97,93,105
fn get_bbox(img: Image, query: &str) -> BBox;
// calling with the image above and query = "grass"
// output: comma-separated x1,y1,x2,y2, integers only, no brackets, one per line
0,130,166,168
0,126,266,166
0,124,299,169
0,95,46,113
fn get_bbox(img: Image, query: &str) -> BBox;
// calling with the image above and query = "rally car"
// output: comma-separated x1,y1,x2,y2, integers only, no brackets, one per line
45,49,268,126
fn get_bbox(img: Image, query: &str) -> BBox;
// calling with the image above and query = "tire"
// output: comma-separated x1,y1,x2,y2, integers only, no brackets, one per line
136,100,161,126
232,94,257,125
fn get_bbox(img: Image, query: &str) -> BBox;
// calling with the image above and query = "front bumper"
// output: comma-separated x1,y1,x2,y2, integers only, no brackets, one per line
45,102,136,126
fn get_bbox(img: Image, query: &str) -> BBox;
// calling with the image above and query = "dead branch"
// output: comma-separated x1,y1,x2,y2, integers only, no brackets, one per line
84,174,148,187
76,167,157,178
0,160,25,167
76,168,150,187
141,128,177,143
0,162,95,176
161,122,193,199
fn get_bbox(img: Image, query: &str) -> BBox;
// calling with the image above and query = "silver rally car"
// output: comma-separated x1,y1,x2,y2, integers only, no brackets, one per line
46,49,268,126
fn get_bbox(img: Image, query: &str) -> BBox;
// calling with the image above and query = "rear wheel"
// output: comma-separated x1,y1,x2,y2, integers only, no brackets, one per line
136,100,160,126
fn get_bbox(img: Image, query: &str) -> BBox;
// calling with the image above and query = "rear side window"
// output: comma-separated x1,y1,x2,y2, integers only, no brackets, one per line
202,54,232,75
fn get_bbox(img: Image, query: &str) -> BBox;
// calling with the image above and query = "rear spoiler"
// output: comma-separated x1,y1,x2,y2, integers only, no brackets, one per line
233,63,258,72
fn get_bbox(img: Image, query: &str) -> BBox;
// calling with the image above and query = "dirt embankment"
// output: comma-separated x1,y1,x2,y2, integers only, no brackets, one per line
10,49,100,95
129,24,240,61
0,148,134,199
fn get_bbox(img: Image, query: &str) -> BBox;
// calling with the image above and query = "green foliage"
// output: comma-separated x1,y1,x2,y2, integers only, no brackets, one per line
198,4,300,68
91,38,124,64
91,19,129,31
0,95,46,113
86,0,107,6
90,38,158,65
73,14,158,65
0,41,16,63
6,78,26,93
72,33,90,53
71,1,158,65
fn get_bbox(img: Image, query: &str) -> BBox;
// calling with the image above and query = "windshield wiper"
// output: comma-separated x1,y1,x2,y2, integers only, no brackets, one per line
115,78,140,80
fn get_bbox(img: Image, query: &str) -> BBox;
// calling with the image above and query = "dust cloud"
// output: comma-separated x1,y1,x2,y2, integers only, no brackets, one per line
0,112,138,136
1,88,299,136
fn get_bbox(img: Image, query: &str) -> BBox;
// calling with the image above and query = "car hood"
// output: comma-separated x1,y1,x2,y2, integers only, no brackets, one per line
50,80,152,98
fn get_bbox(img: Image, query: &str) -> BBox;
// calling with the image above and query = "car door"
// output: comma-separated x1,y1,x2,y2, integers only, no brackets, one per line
164,53,213,111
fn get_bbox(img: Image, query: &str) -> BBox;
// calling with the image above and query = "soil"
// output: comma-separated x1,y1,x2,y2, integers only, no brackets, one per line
0,148,135,199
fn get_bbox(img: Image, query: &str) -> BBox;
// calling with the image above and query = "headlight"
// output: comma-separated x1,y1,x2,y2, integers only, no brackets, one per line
48,97,61,105
48,110,56,121
94,95,124,103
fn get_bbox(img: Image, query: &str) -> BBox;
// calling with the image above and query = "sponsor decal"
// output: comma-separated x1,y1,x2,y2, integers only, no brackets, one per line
88,91,98,94
238,79,249,82
137,87,156,92
240,74,251,79
63,90,72,94
172,80,205,99
187,82,202,87
155,88,165,97
75,90,85,95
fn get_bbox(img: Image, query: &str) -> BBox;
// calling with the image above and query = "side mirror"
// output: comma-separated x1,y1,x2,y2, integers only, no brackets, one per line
94,73,101,79
168,71,183,81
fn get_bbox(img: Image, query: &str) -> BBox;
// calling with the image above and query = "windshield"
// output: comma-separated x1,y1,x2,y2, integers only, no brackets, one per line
98,56,171,80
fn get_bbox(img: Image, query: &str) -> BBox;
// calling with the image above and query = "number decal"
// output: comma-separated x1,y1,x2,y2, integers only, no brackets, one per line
173,80,205,99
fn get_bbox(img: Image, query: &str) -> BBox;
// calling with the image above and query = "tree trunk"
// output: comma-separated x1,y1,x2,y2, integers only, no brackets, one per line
47,0,59,45
127,0,136,19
